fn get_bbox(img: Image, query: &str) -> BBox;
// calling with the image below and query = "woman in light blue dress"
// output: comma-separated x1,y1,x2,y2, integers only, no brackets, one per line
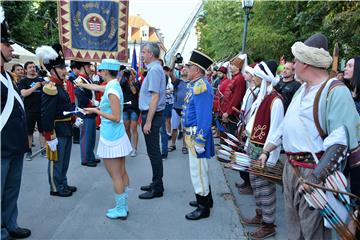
85,59,132,219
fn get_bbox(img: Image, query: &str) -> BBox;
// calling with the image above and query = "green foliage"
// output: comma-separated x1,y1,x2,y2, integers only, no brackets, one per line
1,0,58,52
197,0,360,63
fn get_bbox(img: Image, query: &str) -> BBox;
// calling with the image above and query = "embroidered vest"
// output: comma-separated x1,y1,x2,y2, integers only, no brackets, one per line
250,92,281,145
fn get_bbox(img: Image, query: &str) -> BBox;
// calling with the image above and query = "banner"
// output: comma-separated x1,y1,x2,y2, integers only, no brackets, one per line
58,0,129,62
131,46,138,80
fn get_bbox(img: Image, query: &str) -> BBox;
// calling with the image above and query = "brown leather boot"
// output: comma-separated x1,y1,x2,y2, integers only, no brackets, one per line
247,223,276,239
241,209,262,226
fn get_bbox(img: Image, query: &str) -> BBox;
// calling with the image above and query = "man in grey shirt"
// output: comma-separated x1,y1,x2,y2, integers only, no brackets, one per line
138,42,166,199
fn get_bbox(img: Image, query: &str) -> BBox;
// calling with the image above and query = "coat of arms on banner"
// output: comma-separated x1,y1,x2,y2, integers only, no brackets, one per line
58,0,129,62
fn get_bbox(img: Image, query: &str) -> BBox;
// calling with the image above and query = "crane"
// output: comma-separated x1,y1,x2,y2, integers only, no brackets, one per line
164,1,203,66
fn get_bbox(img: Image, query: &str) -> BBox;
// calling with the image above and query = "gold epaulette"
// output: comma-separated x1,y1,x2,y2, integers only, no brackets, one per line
43,82,58,96
193,79,207,95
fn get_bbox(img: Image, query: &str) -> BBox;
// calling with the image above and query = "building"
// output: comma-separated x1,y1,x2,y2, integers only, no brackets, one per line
127,15,166,66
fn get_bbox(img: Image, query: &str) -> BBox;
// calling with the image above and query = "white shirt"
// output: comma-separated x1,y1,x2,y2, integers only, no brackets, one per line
241,86,259,124
268,82,347,154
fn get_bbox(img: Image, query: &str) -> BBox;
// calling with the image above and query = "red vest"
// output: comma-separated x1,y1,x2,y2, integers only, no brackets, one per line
250,91,282,145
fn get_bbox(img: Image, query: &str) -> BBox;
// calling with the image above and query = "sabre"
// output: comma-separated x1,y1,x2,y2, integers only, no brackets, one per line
63,107,86,116
30,147,46,159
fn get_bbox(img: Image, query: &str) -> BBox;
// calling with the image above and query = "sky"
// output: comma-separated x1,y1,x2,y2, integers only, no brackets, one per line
129,0,202,62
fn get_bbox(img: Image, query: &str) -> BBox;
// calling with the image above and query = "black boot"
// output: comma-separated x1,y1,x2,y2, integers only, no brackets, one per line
189,186,213,208
185,194,210,220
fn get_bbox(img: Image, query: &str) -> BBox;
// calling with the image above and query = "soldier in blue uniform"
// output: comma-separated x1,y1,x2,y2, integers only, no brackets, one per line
182,50,215,220
74,61,99,167
1,6,31,239
37,44,77,197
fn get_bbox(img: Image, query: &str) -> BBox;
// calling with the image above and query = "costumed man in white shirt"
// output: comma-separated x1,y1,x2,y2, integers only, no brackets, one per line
242,61,284,239
259,33,360,239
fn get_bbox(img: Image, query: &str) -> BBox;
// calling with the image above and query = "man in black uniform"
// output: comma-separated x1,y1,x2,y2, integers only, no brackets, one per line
18,61,46,160
37,44,77,197
74,61,99,167
272,61,301,111
0,6,31,239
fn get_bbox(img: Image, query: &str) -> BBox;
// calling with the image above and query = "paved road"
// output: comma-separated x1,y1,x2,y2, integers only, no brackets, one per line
18,130,244,239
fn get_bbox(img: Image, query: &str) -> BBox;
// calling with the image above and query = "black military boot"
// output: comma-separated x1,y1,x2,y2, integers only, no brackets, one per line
189,186,213,208
185,194,210,220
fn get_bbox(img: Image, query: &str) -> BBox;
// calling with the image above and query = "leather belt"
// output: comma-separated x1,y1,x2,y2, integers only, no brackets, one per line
287,152,323,169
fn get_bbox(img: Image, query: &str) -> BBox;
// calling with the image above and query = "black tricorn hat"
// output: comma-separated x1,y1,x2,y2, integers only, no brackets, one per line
188,50,214,72
1,6,14,44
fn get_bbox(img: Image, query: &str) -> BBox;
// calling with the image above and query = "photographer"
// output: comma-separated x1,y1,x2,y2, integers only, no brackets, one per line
120,68,141,157
18,61,46,160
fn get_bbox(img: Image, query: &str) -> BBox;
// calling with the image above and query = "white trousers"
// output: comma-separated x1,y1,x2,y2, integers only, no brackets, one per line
189,151,210,196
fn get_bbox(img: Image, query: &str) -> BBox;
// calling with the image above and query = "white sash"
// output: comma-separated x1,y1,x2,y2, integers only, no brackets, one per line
0,72,24,131
76,76,96,102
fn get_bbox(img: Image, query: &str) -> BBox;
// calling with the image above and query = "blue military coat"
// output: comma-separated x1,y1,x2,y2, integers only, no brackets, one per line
182,76,215,159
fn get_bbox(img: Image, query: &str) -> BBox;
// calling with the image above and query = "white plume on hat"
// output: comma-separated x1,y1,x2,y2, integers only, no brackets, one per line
0,6,5,24
36,45,58,64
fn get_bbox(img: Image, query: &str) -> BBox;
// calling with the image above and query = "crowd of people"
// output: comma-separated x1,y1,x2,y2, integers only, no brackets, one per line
1,4,360,240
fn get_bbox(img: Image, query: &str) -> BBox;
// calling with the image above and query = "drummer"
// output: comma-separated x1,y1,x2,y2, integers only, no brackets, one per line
242,61,284,239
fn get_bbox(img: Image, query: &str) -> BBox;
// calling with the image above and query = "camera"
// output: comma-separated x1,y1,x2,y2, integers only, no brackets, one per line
175,53,183,64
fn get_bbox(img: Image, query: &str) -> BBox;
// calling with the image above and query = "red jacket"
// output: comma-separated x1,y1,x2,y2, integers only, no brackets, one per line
219,72,246,116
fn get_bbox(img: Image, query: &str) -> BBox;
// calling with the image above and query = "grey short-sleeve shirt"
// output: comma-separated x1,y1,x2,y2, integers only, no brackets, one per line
139,60,166,111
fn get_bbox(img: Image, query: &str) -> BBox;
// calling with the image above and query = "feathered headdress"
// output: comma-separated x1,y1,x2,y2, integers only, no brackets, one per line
35,44,66,72
0,6,5,24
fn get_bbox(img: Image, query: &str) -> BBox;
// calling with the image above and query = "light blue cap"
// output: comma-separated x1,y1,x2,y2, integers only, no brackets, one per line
98,59,121,71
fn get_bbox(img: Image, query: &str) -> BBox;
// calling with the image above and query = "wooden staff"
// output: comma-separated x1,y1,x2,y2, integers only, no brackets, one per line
330,42,339,78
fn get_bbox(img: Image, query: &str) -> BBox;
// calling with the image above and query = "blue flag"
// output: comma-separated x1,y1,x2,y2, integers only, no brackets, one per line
131,47,139,80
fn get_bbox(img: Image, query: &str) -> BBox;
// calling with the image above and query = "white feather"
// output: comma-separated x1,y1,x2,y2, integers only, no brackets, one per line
0,6,5,23
35,46,58,64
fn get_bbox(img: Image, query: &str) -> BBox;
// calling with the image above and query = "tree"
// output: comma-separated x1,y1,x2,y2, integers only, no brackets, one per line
1,0,58,51
197,0,360,65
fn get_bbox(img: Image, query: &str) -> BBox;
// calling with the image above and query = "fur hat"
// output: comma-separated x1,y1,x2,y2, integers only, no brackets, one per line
187,50,214,72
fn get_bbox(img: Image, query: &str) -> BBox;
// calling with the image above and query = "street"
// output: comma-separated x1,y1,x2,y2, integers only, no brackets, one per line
18,130,244,239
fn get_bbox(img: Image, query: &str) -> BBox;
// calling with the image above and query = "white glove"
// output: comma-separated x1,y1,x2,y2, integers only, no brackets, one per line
47,138,58,152
195,145,205,154
74,117,83,128
91,100,99,107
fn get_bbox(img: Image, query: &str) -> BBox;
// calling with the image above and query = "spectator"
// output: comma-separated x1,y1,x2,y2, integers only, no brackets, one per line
120,69,141,157
11,63,24,83
169,67,189,154
344,56,360,115
161,66,174,159
271,61,301,111
18,61,46,160
138,42,166,200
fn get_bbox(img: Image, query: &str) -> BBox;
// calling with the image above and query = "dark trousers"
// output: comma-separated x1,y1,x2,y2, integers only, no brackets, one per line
160,114,168,156
48,137,72,192
141,111,164,193
350,166,360,239
1,153,24,239
80,117,96,164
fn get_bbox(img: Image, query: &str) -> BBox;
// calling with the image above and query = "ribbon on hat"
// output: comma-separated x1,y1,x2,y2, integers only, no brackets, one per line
291,41,333,68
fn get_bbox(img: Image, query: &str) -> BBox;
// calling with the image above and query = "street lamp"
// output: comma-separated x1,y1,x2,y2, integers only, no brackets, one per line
241,0,254,53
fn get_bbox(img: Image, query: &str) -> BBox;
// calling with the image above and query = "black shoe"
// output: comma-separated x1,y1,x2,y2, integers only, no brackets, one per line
65,185,77,192
95,159,101,163
73,140,79,144
50,190,73,197
25,151,32,161
81,162,97,167
161,154,167,160
138,191,163,199
140,184,152,191
9,227,31,239
185,205,210,220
